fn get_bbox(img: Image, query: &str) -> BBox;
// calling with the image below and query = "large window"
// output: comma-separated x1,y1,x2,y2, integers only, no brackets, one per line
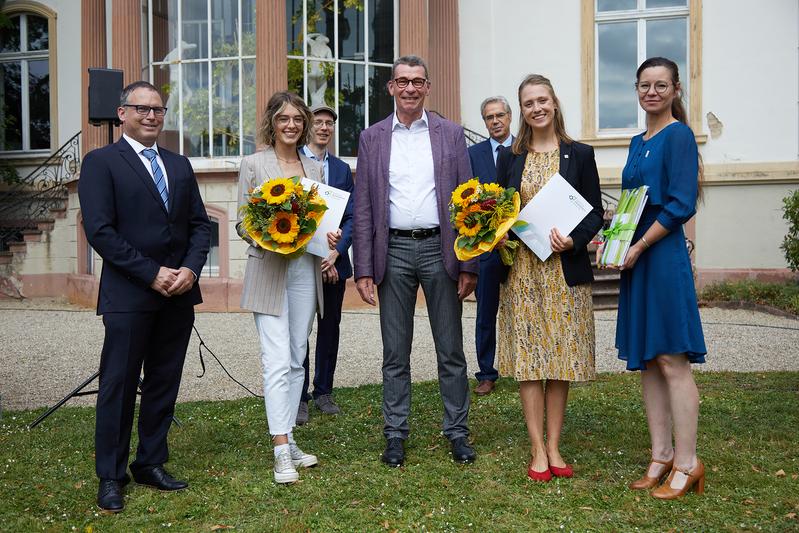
0,12,50,152
286,0,396,157
145,0,257,158
581,0,702,143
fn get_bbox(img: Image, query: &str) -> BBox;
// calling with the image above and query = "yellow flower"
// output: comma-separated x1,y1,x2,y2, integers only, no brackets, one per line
263,178,295,205
482,183,503,196
451,179,480,207
459,219,481,237
268,212,300,243
454,210,468,228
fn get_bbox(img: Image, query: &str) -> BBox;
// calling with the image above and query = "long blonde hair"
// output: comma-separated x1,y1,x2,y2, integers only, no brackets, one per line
511,74,572,155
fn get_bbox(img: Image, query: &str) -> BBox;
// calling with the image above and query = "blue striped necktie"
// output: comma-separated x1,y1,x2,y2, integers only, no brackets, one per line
141,148,169,211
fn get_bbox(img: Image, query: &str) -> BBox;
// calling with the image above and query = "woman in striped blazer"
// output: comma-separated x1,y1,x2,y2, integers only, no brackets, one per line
236,91,338,484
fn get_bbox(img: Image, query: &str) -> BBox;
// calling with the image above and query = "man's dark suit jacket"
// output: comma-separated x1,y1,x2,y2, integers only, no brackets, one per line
496,140,603,287
468,137,513,185
78,138,210,313
325,154,355,280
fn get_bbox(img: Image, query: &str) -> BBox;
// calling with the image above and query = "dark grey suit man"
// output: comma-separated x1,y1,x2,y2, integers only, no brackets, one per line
352,55,478,467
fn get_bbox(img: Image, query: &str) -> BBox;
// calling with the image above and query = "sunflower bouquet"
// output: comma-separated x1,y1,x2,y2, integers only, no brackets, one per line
239,176,328,258
449,178,521,265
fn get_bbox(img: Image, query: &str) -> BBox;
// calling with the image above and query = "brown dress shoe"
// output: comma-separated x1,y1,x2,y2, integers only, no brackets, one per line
651,459,705,499
628,458,673,490
474,380,495,396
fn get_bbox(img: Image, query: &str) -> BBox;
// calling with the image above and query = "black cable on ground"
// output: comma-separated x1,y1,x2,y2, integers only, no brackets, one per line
192,325,263,399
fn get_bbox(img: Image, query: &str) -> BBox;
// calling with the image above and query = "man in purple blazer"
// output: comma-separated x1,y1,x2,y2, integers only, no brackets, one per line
353,55,479,467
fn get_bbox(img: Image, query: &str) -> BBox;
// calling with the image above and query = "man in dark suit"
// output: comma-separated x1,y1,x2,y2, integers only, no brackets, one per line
467,96,513,397
352,55,478,467
78,81,210,513
298,104,354,423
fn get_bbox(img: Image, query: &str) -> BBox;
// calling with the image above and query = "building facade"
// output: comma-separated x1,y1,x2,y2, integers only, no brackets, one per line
0,0,796,309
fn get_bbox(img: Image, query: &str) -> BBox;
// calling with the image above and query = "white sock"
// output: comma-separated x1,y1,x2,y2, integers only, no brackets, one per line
274,443,290,458
287,432,296,445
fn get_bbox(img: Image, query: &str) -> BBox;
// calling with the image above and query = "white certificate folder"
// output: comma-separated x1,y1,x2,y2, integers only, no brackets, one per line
510,173,592,261
301,177,351,258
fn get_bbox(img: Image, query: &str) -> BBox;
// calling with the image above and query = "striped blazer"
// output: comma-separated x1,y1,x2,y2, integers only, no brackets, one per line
237,146,325,316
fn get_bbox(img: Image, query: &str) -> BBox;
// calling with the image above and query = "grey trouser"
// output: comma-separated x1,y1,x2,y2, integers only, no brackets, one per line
377,233,470,441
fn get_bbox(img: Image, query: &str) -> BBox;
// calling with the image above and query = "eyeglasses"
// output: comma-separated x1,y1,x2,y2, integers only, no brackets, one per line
392,77,428,89
635,82,672,95
313,119,336,128
276,115,305,126
123,104,167,117
484,112,508,122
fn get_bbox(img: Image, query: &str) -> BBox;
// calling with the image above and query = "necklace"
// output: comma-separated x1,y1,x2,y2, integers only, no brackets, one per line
276,155,300,164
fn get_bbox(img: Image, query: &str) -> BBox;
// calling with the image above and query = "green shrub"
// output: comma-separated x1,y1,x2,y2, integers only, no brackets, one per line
781,189,799,271
701,279,799,315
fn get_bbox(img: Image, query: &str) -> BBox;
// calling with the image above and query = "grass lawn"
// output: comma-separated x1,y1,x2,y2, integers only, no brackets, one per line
1,372,797,532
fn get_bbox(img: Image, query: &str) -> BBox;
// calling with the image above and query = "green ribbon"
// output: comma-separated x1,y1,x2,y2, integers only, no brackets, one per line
602,222,637,240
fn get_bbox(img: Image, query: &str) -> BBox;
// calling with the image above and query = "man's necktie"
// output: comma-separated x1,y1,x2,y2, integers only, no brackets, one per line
141,148,169,211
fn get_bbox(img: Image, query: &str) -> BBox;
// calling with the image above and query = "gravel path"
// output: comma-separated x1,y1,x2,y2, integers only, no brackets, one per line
1,298,797,411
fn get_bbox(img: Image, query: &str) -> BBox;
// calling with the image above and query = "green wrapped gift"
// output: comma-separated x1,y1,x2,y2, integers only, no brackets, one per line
599,185,649,267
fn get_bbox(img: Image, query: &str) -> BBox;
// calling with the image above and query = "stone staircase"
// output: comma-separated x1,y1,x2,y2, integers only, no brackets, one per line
0,133,80,298
589,242,620,310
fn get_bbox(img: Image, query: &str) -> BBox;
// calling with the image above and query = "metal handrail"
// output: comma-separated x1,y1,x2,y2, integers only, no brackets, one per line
0,132,81,248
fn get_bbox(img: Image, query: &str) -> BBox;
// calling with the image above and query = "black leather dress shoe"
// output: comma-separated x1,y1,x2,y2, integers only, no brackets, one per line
97,479,124,513
450,437,477,464
381,438,405,467
132,465,188,491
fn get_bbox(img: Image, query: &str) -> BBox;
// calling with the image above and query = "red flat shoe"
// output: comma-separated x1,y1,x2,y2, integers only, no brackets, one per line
527,466,552,482
549,464,574,478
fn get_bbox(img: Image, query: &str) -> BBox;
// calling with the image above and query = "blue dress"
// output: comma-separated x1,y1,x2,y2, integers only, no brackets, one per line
616,122,707,371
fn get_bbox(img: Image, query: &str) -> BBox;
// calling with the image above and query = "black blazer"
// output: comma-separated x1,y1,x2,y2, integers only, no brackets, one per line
496,140,603,287
78,138,211,313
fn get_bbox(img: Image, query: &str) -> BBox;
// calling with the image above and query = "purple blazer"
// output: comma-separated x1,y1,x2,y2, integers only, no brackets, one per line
353,111,479,285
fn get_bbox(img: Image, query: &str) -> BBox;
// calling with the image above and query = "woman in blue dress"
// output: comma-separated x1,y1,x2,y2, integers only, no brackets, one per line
599,57,707,499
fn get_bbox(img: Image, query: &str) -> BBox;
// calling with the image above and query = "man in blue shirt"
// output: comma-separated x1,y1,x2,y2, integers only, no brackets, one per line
468,96,513,396
297,104,355,423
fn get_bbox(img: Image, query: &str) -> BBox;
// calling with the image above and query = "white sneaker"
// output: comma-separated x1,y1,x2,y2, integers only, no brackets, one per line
273,450,299,484
290,443,318,468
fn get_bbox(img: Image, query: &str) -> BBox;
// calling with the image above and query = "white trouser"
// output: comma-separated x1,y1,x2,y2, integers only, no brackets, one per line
253,253,317,436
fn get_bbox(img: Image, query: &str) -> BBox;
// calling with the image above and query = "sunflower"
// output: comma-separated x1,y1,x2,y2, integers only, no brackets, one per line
482,183,503,196
263,178,295,205
267,212,300,243
451,179,480,207
454,210,468,228
459,219,482,237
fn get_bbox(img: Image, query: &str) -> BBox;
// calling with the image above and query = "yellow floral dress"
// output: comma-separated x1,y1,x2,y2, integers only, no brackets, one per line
497,149,596,382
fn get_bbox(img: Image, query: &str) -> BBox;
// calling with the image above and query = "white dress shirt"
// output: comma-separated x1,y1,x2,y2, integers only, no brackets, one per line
388,110,439,230
123,133,169,193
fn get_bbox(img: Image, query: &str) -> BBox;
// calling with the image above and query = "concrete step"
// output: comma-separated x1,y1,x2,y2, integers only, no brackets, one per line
21,229,42,242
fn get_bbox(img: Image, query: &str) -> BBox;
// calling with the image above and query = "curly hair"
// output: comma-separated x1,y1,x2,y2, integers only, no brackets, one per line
257,91,314,147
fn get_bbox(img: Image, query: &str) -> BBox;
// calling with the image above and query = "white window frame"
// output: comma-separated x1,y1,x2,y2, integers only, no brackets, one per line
595,0,690,136
580,0,704,146
0,12,50,154
146,0,256,161
287,0,399,157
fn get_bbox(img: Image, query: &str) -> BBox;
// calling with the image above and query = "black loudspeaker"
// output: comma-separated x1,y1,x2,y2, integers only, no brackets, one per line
88,68,124,125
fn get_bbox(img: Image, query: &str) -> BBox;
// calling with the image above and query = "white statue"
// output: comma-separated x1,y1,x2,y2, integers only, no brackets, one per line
306,33,333,107
160,41,197,130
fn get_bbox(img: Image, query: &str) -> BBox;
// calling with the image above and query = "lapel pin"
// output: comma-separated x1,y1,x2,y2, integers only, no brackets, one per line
645,150,650,157
564,154,569,159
